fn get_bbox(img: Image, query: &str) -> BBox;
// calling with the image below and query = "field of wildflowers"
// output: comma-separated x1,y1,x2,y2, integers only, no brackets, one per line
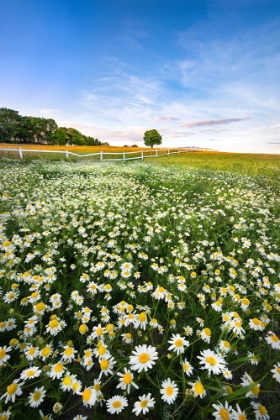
0,159,279,419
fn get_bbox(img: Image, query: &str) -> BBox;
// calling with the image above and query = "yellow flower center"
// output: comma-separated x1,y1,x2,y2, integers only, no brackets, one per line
271,335,279,342
98,346,106,356
49,319,59,329
126,333,132,339
83,388,91,402
166,385,174,396
206,356,217,366
94,383,100,392
96,327,103,336
194,382,204,395
33,391,41,401
203,328,211,336
183,363,189,371
175,339,183,347
63,376,72,386
65,348,73,357
140,399,148,408
139,353,149,364
27,369,35,377
42,347,51,357
100,359,109,370
242,298,249,305
54,363,63,372
158,287,165,293
220,408,230,420
28,347,36,355
138,312,146,322
253,318,261,325
7,383,17,395
123,373,132,385
251,384,260,395
36,302,45,312
106,324,114,332
112,401,122,408
0,349,6,359
258,405,267,415
79,324,88,334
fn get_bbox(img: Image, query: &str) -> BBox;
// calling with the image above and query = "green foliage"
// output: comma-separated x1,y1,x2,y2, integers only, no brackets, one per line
144,129,162,148
0,107,106,146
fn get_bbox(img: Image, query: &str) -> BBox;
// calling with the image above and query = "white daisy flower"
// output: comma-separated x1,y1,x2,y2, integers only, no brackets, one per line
231,404,247,420
241,373,260,399
0,345,12,366
132,393,155,416
181,358,194,376
106,395,128,414
160,378,179,405
116,368,139,394
197,349,227,376
251,402,270,419
79,387,97,407
168,333,189,355
265,332,280,349
20,366,42,380
271,362,280,383
129,344,158,373
1,379,24,403
99,356,116,378
28,386,46,408
188,379,207,399
48,362,65,380
200,327,211,343
212,401,233,420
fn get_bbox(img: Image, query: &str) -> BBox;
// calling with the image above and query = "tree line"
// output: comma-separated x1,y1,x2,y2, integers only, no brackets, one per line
0,108,108,146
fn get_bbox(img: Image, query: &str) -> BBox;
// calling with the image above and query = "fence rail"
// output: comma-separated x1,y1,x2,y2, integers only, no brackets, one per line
0,146,210,162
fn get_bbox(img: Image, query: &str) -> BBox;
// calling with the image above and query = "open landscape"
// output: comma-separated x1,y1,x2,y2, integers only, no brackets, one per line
0,149,280,419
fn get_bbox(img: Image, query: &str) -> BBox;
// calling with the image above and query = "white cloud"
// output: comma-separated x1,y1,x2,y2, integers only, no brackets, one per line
40,109,58,114
181,118,250,128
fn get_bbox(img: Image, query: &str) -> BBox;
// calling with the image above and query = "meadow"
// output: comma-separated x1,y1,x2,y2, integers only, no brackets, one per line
0,152,280,420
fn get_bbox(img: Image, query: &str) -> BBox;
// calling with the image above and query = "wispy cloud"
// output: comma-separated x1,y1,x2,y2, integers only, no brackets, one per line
181,118,250,128
60,122,145,144
165,131,195,138
40,108,58,114
154,116,180,121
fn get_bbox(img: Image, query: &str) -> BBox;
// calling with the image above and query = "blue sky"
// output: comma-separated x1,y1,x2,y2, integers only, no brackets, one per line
1,0,280,152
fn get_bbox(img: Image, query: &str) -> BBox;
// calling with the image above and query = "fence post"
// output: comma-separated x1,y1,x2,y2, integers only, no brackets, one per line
141,150,144,160
123,152,125,162
100,151,103,161
66,150,69,159
156,149,158,157
18,148,23,160
168,149,170,155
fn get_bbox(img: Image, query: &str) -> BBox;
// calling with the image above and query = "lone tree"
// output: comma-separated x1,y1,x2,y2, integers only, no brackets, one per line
143,129,162,148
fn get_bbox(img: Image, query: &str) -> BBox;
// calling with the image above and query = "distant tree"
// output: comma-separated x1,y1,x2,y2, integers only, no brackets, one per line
143,129,162,148
131,144,138,147
0,107,109,146
28,117,58,143
52,127,69,145
0,108,22,142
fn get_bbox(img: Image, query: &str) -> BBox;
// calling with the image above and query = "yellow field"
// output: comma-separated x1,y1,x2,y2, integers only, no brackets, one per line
0,143,155,153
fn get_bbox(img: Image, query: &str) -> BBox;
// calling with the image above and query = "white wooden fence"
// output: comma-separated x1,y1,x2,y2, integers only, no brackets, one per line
0,146,208,161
